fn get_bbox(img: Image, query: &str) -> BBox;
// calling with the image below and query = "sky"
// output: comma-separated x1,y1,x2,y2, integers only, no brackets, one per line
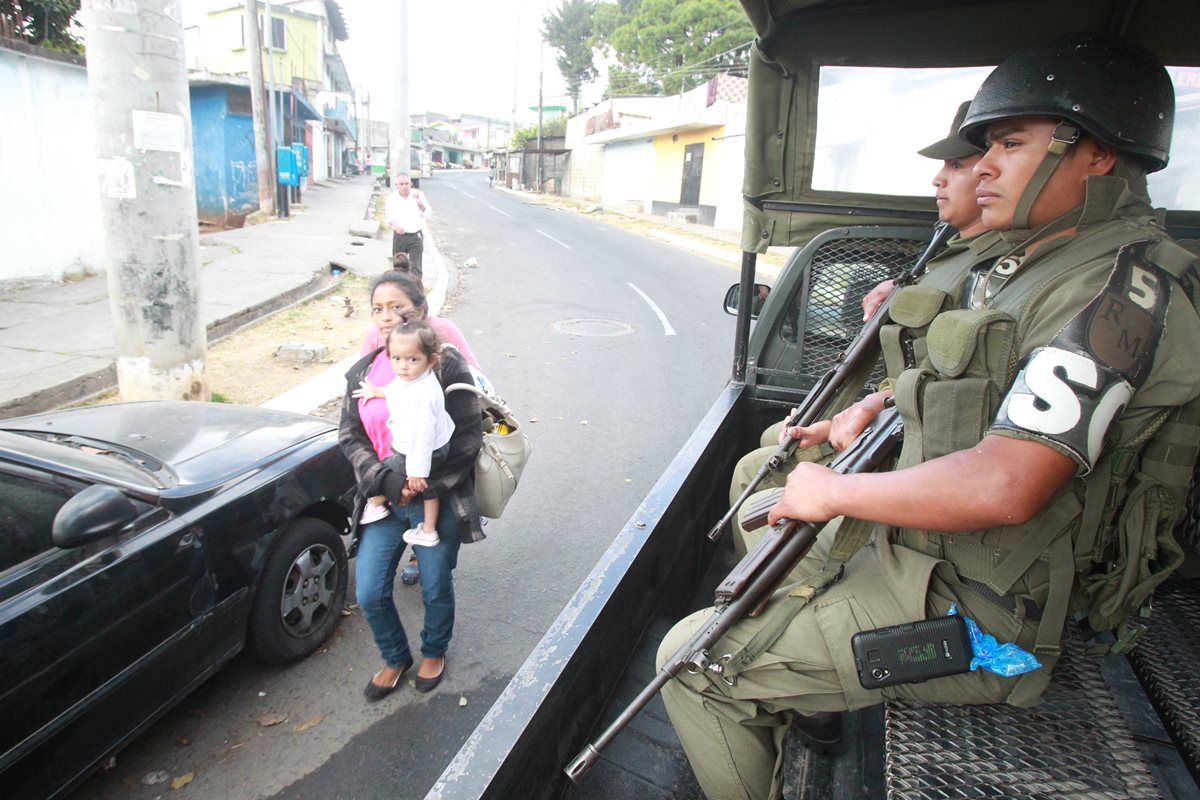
336,0,596,126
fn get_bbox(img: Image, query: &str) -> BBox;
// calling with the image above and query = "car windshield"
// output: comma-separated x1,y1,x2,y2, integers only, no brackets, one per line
0,430,165,491
812,64,1200,211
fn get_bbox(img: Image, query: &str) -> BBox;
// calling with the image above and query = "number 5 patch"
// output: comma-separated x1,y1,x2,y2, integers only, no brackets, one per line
994,242,1170,470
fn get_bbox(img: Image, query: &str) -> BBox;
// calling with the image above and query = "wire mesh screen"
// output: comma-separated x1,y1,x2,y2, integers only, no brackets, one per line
1129,577,1200,786
884,624,1162,799
1176,460,1200,550
784,236,928,386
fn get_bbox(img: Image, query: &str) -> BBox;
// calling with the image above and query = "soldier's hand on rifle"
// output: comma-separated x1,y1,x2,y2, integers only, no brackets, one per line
768,462,840,526
862,279,896,321
779,418,832,448
828,390,893,450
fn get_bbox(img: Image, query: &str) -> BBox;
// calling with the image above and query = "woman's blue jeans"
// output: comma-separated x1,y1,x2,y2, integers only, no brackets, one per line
354,500,461,667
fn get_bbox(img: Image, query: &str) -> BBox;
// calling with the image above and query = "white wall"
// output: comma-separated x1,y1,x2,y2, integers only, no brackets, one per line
0,46,105,282
564,112,603,202
308,120,328,183
713,105,747,232
601,139,655,214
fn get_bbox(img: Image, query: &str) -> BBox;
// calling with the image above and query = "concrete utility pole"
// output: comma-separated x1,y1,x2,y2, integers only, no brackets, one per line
536,41,544,191
82,0,208,401
391,0,410,182
265,0,287,216
244,0,274,215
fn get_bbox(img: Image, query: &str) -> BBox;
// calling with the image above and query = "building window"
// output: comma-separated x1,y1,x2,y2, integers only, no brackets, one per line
242,14,287,51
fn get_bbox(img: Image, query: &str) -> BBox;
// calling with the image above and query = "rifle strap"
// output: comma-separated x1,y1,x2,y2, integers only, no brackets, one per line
720,516,877,679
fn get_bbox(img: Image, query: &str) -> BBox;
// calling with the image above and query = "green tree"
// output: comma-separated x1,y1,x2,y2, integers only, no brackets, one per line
1,0,83,53
542,0,599,113
595,0,752,96
512,117,568,149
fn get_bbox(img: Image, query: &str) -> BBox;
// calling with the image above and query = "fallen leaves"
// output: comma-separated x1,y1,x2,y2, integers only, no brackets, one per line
293,714,328,733
257,712,288,728
171,772,195,790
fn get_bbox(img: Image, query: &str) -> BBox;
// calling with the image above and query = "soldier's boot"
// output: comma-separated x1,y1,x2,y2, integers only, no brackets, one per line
790,711,842,755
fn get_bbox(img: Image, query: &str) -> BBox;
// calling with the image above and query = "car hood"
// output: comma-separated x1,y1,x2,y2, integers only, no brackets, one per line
1,402,336,487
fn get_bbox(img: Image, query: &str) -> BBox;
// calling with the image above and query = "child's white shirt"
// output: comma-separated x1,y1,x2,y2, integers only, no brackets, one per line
384,369,455,478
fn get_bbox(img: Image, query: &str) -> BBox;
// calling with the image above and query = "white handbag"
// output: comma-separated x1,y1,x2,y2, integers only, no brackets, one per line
446,383,531,519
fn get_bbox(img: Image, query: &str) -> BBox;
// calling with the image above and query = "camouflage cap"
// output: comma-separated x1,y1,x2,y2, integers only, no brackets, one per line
917,101,982,160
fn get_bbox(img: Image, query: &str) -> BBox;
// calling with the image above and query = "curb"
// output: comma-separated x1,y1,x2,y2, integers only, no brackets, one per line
262,224,451,416
1,266,343,421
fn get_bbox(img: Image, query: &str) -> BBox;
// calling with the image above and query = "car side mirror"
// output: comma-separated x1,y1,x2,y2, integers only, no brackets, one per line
52,484,139,549
724,283,772,319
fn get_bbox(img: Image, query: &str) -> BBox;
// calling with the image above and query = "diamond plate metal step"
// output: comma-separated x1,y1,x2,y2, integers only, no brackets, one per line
1130,576,1200,787
883,625,1163,799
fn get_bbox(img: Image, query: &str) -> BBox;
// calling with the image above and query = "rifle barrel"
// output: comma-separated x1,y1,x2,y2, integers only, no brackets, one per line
710,222,953,541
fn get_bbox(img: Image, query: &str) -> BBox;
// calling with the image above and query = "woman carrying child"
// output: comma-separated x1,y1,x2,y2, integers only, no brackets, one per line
339,272,483,701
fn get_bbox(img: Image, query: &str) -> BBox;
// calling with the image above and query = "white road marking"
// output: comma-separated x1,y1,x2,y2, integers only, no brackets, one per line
536,229,572,249
489,205,511,217
626,282,677,336
462,192,476,199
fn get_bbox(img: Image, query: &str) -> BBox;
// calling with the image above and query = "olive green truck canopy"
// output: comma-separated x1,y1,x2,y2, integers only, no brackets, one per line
737,0,1200,251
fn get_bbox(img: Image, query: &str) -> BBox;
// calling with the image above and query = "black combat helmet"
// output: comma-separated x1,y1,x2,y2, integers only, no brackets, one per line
959,33,1175,172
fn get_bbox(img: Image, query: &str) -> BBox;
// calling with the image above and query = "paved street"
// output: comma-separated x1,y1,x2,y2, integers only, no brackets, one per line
63,169,745,800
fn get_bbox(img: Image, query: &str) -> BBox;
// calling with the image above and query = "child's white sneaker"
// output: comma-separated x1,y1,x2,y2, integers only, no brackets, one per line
360,502,390,525
402,527,440,547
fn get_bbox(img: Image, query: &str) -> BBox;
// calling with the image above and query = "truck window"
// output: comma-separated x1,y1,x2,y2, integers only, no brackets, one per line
1151,67,1200,210
812,66,993,197
812,64,1200,211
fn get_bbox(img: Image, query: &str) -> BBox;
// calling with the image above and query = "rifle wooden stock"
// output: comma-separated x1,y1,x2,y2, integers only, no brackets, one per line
566,408,904,782
706,221,953,542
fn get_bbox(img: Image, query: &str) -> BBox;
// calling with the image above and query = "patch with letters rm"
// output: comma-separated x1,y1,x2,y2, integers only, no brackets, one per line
994,241,1170,470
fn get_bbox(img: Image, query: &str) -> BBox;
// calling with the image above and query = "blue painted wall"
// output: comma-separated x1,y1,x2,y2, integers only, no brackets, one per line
190,85,259,226
223,107,257,221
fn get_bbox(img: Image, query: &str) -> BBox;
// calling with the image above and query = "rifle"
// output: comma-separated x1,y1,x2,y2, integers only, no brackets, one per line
565,405,904,782
707,221,954,542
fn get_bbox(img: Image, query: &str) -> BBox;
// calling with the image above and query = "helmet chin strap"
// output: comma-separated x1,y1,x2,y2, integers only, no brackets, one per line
1010,121,1081,229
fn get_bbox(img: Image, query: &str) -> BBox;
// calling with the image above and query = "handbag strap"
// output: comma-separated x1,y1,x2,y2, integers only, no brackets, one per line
445,382,520,429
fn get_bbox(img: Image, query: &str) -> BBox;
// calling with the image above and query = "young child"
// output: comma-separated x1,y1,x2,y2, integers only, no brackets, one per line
356,320,455,546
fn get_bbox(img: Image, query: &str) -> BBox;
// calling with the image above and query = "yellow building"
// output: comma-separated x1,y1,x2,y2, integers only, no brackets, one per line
187,3,317,89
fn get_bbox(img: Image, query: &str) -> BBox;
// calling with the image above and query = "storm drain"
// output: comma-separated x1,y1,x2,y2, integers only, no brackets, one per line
552,318,635,337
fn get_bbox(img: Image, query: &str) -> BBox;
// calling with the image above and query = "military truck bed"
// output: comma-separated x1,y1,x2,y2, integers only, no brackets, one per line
566,538,1200,799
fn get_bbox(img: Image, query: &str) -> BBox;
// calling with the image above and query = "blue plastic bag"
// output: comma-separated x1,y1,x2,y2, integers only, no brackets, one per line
948,603,1041,677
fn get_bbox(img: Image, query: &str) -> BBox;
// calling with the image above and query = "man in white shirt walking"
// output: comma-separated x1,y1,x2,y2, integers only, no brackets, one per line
385,172,432,281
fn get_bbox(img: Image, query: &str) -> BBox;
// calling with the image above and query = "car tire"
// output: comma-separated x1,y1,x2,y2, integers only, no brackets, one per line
247,518,348,665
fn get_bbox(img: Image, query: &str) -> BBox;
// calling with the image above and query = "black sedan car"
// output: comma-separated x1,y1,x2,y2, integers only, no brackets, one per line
0,401,356,799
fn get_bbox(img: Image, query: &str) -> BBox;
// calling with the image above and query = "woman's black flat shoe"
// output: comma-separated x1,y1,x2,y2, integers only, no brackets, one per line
364,656,413,702
414,656,445,693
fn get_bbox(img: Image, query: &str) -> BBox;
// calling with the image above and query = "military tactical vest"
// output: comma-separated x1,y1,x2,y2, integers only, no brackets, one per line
883,207,1200,661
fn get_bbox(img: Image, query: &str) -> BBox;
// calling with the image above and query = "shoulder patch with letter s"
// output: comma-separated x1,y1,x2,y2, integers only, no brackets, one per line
994,242,1170,469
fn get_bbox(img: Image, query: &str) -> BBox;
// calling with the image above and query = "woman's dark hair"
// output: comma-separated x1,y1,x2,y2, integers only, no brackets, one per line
368,269,428,317
386,318,441,358
392,252,411,272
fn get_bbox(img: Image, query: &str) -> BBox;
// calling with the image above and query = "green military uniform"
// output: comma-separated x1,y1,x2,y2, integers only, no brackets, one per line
727,230,1006,558
659,176,1200,800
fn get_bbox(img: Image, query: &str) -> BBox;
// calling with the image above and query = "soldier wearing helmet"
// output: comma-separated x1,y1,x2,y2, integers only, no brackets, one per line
725,100,1006,556
660,34,1200,800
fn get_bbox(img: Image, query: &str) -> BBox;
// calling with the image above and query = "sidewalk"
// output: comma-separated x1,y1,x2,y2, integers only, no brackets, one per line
0,177,759,422
0,174,447,420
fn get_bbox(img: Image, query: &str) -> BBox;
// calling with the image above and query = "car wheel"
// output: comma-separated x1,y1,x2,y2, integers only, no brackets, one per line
247,518,348,664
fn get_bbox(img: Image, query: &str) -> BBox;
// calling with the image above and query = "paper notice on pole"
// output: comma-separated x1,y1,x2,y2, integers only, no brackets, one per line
98,157,137,200
132,110,184,153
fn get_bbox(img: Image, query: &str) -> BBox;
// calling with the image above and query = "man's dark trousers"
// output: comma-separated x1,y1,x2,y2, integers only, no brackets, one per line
392,231,424,281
